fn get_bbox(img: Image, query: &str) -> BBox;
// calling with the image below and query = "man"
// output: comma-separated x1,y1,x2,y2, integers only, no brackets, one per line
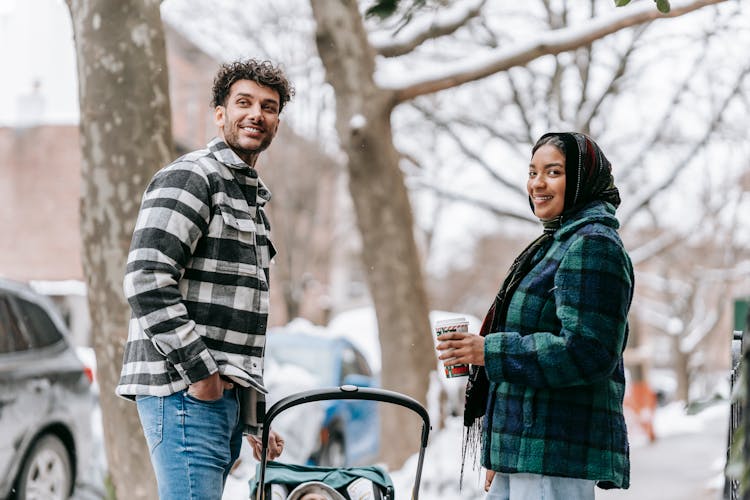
116,59,294,499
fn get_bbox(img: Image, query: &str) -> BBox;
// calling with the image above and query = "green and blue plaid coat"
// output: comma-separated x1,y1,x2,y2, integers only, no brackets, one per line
482,201,633,489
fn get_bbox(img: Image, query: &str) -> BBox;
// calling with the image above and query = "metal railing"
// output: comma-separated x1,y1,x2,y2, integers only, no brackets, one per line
726,330,744,500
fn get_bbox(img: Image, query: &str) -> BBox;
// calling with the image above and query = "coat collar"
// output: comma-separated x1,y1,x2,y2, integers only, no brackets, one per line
554,201,619,240
207,137,272,206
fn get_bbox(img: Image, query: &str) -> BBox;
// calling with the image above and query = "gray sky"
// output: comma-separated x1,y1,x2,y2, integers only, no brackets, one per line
0,0,79,126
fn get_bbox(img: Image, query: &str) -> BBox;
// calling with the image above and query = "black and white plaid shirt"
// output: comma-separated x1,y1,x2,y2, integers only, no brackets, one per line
117,138,275,430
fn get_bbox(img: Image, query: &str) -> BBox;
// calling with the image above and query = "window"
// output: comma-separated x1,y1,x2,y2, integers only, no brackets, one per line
341,345,373,382
353,349,372,378
0,295,30,353
14,297,63,348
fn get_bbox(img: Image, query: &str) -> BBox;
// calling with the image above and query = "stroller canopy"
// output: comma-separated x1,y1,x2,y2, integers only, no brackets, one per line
249,461,395,499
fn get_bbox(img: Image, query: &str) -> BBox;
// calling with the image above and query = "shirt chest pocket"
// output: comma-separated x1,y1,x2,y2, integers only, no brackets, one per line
206,205,261,273
215,205,257,245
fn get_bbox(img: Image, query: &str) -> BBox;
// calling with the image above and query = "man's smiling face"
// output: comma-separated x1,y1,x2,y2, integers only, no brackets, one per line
214,79,281,166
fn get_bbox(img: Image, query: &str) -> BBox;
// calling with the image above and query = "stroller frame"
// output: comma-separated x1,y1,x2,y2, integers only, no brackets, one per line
255,384,431,500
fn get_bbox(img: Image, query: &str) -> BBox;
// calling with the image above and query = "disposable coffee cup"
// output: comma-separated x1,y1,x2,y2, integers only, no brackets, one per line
435,317,470,378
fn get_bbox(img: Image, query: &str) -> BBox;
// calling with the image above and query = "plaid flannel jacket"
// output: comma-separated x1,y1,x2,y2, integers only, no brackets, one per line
116,138,275,430
482,201,634,489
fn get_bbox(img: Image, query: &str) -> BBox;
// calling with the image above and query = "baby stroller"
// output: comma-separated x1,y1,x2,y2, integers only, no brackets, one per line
249,385,431,500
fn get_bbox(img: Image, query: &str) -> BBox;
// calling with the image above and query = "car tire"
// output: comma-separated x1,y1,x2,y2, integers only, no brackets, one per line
15,434,72,500
319,431,346,468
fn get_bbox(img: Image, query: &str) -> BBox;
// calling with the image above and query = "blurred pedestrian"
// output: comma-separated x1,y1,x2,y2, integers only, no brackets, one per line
437,132,634,500
624,379,658,442
116,58,294,499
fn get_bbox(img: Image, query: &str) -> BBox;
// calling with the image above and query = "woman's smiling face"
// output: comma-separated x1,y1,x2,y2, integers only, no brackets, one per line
528,144,566,220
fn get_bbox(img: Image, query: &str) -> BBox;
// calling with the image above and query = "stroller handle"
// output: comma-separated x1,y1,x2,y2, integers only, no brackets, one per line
257,385,431,500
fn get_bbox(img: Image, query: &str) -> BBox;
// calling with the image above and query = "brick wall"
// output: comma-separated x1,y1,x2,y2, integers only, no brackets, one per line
0,125,83,280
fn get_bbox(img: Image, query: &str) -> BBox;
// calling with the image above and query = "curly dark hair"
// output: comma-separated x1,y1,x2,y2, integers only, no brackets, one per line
211,59,295,112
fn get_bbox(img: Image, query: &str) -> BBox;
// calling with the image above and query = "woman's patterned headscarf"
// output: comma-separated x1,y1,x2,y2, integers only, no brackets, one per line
533,132,621,217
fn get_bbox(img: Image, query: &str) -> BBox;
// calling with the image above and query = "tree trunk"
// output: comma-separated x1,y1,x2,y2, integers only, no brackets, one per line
672,334,691,403
310,0,435,468
66,1,173,498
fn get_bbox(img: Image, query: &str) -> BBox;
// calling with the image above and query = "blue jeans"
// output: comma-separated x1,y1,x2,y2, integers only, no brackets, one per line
136,388,244,500
486,472,596,500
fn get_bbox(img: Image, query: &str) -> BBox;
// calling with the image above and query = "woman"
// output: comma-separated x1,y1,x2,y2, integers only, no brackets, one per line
436,132,633,500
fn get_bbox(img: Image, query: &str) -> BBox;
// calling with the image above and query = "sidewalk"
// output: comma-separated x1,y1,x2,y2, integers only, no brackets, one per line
598,402,729,500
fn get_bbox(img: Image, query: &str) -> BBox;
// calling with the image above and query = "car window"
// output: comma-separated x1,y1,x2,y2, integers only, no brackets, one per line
353,349,372,377
14,296,64,348
340,345,373,381
340,347,361,381
0,295,31,353
10,297,62,349
0,299,8,353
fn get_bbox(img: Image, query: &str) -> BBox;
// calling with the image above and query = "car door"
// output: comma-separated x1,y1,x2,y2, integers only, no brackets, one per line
0,290,80,494
0,291,45,490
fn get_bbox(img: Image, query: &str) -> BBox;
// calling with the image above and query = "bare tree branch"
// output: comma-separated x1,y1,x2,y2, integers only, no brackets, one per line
576,25,645,132
627,231,682,266
637,270,693,295
370,0,487,57
506,69,536,145
620,62,750,226
680,273,736,352
388,0,726,104
413,180,537,223
454,116,529,158
574,47,591,125
412,102,524,194
545,56,566,126
619,23,718,181
570,1,595,126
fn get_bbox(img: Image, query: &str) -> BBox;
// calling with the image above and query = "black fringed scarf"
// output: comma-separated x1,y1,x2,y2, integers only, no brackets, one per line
459,132,621,486
459,221,557,487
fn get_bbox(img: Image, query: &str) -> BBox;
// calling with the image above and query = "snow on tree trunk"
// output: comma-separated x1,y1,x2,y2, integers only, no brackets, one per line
311,0,435,468
66,0,173,497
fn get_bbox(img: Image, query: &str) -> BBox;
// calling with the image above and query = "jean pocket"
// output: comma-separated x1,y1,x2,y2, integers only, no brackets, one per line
136,395,164,454
184,390,224,405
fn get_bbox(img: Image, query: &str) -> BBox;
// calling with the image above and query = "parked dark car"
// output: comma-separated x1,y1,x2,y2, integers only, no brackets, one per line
264,330,380,468
0,278,95,500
